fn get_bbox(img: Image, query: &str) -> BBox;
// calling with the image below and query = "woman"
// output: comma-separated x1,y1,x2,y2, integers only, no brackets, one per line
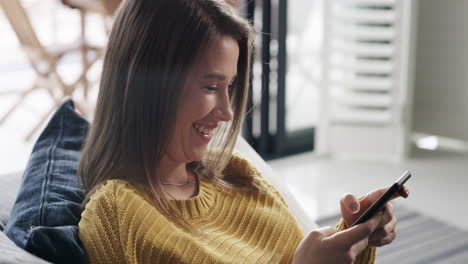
78,0,408,263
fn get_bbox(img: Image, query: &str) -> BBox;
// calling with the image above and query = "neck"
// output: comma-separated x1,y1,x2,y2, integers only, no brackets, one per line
157,155,199,200
158,155,192,184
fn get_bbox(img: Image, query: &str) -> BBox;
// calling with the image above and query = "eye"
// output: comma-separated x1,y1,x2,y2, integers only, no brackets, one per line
204,86,218,92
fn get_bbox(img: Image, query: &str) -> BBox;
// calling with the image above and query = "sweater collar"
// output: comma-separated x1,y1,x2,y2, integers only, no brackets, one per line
171,176,217,218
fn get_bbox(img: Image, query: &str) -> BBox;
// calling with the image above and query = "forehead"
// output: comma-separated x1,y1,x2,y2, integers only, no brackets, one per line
191,35,239,78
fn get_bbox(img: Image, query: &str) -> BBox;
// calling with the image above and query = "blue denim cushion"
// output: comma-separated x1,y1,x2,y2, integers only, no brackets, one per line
4,99,88,263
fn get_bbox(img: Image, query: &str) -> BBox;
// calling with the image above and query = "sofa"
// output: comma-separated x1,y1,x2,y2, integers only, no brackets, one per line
0,101,316,263
0,172,50,263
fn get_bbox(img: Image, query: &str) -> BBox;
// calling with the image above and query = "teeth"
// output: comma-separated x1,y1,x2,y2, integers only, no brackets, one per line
193,124,214,136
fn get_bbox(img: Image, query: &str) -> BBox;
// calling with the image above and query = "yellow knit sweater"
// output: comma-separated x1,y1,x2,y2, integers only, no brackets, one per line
79,154,375,263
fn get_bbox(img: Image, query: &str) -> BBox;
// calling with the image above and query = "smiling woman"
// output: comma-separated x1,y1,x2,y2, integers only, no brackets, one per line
76,0,393,263
168,35,238,167
78,0,254,221
159,35,239,200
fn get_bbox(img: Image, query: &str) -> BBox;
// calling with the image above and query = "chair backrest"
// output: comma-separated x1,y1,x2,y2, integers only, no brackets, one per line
0,0,44,54
63,0,122,15
101,0,121,15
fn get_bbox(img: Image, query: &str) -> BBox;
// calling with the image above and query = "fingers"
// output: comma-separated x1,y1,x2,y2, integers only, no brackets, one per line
364,187,388,203
377,203,394,228
301,226,337,250
341,193,360,214
349,239,371,259
369,218,395,243
397,185,410,198
369,229,397,247
340,193,362,227
369,203,398,247
323,209,387,263
366,185,410,202
356,185,408,215
304,226,337,245
315,226,338,237
333,212,382,246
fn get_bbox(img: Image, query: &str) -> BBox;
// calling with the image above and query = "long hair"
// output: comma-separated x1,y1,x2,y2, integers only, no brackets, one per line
78,0,256,234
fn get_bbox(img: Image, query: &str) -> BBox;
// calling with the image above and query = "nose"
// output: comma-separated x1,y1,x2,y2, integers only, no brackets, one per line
215,93,234,122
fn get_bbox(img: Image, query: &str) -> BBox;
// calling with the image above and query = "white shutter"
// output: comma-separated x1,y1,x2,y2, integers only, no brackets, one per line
317,0,418,161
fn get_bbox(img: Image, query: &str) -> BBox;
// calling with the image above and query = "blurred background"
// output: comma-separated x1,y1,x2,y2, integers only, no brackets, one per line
1,0,468,261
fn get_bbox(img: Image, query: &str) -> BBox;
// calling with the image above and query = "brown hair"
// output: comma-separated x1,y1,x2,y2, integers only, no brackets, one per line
78,0,256,233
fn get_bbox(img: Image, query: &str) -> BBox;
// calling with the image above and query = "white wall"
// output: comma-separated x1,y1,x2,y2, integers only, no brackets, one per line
413,0,468,142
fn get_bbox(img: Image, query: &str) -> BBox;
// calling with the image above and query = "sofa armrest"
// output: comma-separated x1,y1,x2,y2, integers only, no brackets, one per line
0,231,50,264
0,172,22,230
234,136,318,233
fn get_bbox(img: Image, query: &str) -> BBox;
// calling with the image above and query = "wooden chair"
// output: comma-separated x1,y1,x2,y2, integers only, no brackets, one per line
61,0,122,34
61,0,121,15
0,0,102,140
59,0,122,103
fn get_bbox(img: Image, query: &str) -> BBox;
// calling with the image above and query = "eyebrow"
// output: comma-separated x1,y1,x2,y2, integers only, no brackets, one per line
203,73,237,82
203,73,226,81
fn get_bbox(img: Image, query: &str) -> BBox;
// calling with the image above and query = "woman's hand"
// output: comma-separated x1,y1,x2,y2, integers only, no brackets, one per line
292,186,409,264
292,212,384,264
340,186,409,247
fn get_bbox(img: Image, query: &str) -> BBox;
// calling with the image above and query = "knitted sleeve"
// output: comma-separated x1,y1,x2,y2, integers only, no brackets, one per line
78,181,126,264
229,152,376,263
335,219,376,264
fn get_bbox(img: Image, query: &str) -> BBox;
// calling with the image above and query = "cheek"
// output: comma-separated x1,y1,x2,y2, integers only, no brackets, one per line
184,95,216,120
173,95,214,144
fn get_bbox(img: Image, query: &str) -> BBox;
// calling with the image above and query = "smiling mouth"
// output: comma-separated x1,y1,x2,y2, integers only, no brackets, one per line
193,123,215,136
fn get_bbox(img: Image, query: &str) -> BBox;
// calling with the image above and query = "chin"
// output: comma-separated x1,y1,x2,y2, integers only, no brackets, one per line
189,148,208,162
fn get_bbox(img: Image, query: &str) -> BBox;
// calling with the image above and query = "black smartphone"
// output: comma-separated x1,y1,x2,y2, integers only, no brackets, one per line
351,171,411,227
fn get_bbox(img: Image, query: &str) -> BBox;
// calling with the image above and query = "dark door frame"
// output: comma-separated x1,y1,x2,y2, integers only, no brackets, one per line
243,0,315,160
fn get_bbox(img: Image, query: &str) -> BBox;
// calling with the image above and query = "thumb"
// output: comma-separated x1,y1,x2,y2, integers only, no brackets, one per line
340,193,360,226
301,226,337,248
316,226,338,237
341,193,360,213
332,214,381,249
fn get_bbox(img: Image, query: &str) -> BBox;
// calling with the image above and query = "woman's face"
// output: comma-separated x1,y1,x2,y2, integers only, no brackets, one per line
164,35,239,164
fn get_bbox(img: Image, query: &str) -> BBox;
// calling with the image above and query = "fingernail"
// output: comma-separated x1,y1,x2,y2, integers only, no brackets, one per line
401,188,409,198
404,189,409,198
398,188,409,198
350,202,359,213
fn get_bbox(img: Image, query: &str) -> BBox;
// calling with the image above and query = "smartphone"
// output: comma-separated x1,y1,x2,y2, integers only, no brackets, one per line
351,170,411,227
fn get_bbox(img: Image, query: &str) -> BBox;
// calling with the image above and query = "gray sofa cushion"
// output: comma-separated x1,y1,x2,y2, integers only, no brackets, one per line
0,231,50,264
0,172,22,231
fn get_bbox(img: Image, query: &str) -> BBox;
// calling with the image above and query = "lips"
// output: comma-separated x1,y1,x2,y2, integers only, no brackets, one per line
193,121,218,135
193,123,215,136
192,122,217,144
